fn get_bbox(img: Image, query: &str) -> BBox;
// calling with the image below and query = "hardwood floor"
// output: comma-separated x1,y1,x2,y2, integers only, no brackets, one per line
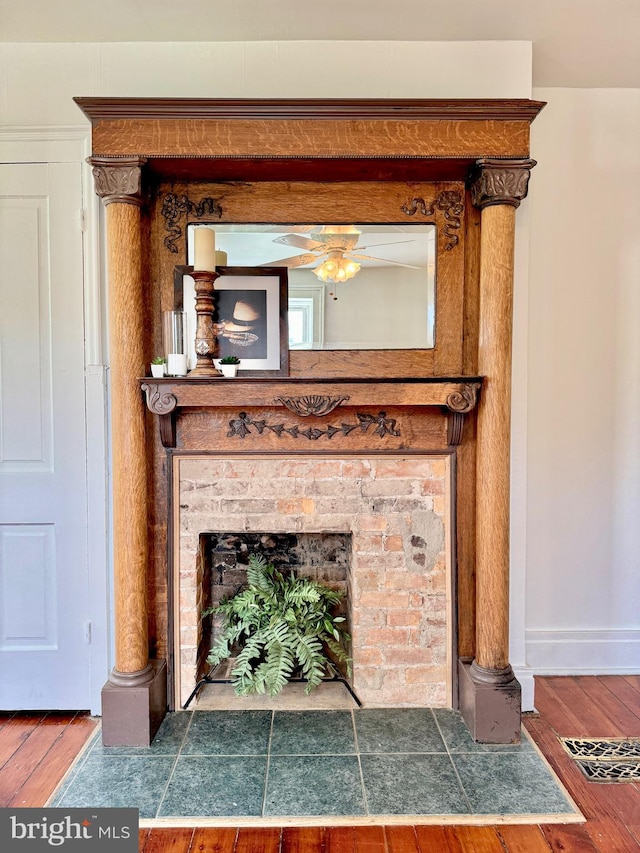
2,676,640,852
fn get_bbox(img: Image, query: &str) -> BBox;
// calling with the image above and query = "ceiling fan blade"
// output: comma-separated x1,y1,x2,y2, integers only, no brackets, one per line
262,225,315,232
273,234,326,251
258,252,321,268
356,239,415,250
350,253,421,269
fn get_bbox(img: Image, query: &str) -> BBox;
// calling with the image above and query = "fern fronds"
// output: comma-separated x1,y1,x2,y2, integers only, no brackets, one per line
204,552,351,697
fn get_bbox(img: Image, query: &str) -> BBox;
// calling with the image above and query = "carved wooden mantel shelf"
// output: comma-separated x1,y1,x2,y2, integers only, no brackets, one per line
140,376,482,449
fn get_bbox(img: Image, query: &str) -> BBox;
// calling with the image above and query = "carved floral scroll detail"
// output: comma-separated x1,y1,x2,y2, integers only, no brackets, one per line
141,383,178,415
445,383,480,414
273,395,351,417
401,189,464,250
161,194,223,253
228,411,401,441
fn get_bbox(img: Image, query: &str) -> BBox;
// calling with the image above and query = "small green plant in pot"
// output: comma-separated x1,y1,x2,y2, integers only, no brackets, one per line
150,357,165,377
218,355,241,377
203,553,351,696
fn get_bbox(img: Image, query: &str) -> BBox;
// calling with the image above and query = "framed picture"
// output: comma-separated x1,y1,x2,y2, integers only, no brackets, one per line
183,267,289,377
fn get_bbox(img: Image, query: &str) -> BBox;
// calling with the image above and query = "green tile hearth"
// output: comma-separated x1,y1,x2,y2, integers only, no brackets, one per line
49,708,580,821
265,755,365,816
270,710,356,755
159,756,267,817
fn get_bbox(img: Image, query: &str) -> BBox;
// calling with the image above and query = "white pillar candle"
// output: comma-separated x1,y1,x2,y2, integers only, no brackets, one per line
193,227,216,272
215,250,228,267
167,353,188,376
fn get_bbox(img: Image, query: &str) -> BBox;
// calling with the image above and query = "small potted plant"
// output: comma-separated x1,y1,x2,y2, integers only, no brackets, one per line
218,355,241,378
203,554,351,697
150,357,165,378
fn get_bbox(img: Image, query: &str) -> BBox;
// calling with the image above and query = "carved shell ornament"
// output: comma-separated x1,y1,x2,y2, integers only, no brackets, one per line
273,395,351,417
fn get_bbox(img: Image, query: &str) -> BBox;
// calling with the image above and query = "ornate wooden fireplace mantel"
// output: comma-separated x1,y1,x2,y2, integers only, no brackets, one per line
76,96,545,746
141,376,482,449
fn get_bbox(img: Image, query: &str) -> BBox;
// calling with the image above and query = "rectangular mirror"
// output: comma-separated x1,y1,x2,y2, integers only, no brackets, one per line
187,224,435,351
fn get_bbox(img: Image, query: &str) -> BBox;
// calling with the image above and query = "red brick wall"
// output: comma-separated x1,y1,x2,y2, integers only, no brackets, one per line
177,456,451,708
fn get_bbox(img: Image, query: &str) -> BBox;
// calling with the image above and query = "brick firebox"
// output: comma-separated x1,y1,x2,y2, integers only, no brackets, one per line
175,455,452,709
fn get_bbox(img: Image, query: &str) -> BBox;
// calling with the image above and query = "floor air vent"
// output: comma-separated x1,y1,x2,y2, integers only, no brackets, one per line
560,737,640,783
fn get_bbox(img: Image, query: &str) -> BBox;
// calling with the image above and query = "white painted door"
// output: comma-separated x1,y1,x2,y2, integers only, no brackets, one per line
0,162,92,709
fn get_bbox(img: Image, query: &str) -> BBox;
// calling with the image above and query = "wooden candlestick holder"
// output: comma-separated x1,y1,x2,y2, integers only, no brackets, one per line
189,270,221,377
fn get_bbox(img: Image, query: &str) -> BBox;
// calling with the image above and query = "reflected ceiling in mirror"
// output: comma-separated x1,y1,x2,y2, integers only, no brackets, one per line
187,223,435,350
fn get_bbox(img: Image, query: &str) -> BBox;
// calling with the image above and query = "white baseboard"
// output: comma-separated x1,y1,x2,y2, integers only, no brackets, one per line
526,629,640,675
513,665,536,712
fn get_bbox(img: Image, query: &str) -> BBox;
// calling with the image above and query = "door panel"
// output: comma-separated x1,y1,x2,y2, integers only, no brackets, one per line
0,196,52,472
0,163,91,709
0,525,57,650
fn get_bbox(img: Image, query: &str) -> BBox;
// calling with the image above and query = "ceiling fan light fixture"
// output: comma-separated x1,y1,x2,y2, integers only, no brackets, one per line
314,251,361,283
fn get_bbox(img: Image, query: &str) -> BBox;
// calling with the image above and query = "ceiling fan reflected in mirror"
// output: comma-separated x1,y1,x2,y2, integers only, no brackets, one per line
261,225,420,285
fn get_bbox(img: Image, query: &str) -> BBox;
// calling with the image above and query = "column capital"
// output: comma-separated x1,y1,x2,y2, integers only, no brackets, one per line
89,156,147,206
468,158,536,210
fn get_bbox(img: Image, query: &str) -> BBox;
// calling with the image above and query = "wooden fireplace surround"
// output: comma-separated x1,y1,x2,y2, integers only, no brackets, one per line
76,97,545,745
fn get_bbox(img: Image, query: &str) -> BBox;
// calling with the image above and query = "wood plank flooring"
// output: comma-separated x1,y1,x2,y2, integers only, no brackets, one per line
1,676,639,852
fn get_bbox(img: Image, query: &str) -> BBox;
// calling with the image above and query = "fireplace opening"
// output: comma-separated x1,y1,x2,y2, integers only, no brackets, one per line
197,531,352,688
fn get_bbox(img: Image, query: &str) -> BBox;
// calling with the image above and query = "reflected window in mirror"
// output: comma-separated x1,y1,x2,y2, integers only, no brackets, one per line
187,224,435,350
288,284,325,349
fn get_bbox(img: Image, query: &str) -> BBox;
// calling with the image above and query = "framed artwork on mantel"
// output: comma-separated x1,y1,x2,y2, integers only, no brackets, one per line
183,266,289,377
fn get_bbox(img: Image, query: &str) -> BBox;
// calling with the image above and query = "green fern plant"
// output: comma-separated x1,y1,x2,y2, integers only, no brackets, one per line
202,553,351,696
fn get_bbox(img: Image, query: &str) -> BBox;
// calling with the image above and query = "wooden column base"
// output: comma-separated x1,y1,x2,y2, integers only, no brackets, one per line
101,659,167,746
458,658,521,744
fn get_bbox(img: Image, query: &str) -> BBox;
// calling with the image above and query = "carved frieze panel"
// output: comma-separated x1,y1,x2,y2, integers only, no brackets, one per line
227,410,400,441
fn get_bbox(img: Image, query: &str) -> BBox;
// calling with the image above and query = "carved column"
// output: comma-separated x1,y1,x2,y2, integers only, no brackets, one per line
90,157,166,746
459,158,535,743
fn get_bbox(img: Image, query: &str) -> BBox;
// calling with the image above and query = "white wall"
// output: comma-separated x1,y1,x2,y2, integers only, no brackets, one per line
525,88,640,674
0,41,531,124
290,266,433,350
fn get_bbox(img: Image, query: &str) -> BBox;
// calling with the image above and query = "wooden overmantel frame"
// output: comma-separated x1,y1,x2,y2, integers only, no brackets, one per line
76,97,545,746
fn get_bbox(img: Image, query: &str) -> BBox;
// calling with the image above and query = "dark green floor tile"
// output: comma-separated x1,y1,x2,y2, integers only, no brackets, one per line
159,756,266,817
360,753,469,815
182,710,271,755
90,711,192,756
54,755,175,819
271,710,355,755
355,708,445,753
264,755,365,816
433,709,534,754
453,753,576,815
